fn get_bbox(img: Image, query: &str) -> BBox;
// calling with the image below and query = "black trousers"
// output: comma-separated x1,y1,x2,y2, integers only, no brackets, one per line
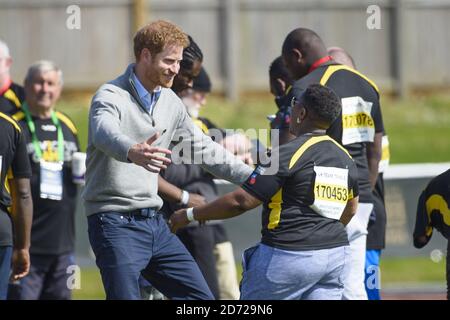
177,225,220,299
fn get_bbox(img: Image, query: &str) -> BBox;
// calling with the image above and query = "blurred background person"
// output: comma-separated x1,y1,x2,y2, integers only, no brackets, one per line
267,56,295,145
0,111,33,299
413,169,450,300
0,40,25,115
328,46,390,300
10,61,80,300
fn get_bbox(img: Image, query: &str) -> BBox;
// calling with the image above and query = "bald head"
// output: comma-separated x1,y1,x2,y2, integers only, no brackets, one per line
327,46,356,69
282,28,326,56
0,39,12,87
281,28,328,80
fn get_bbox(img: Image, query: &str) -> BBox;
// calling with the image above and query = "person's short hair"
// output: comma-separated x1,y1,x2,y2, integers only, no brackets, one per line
192,67,211,93
269,56,291,82
294,83,341,126
0,39,10,58
282,28,324,56
133,20,189,60
24,60,63,86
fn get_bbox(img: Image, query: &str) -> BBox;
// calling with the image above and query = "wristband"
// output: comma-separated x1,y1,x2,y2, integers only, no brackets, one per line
180,190,190,206
186,207,195,222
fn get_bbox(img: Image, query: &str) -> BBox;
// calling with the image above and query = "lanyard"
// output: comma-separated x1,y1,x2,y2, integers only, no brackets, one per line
22,102,64,162
308,56,333,74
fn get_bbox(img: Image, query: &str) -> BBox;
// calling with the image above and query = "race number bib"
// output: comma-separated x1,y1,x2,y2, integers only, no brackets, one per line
341,96,375,145
311,166,349,220
40,160,63,201
378,135,390,173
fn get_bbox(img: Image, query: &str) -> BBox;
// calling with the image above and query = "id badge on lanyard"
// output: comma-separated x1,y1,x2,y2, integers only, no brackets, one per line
40,159,63,201
22,103,65,201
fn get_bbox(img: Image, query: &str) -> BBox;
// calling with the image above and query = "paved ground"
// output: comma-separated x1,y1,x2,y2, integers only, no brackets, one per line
381,283,447,300
382,292,447,300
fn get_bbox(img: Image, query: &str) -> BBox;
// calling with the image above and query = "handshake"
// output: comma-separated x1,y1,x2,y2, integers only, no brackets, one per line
168,207,203,233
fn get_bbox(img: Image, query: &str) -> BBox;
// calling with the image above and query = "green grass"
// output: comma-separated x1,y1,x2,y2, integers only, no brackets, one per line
380,95,450,163
72,267,105,300
380,256,446,284
73,256,446,299
58,92,450,163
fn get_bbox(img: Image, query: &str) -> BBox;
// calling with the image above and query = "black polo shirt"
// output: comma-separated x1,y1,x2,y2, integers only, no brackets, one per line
0,112,32,246
414,169,450,248
292,62,384,204
13,110,79,255
242,133,359,251
0,82,25,115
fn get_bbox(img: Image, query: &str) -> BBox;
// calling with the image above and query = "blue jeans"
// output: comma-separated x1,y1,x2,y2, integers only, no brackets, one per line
365,249,381,300
88,211,213,300
0,246,12,300
240,243,347,300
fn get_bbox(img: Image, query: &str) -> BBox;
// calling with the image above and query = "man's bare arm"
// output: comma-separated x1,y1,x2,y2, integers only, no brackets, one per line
158,176,206,207
367,132,382,189
10,177,33,280
169,188,262,232
340,196,359,226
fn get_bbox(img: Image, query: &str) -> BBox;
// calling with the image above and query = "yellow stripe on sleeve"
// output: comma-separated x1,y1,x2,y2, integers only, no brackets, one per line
289,136,351,170
3,89,21,108
56,111,78,135
267,189,283,229
0,111,21,132
426,194,450,227
319,65,379,94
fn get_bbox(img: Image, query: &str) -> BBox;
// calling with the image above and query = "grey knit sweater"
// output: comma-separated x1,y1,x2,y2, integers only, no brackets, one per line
82,64,252,215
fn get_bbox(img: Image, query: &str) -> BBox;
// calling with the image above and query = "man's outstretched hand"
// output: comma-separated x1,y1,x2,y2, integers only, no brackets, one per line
128,132,172,173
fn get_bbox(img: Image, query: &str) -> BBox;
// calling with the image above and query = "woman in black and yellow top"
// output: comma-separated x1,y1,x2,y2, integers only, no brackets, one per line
414,169,450,300
170,84,359,300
